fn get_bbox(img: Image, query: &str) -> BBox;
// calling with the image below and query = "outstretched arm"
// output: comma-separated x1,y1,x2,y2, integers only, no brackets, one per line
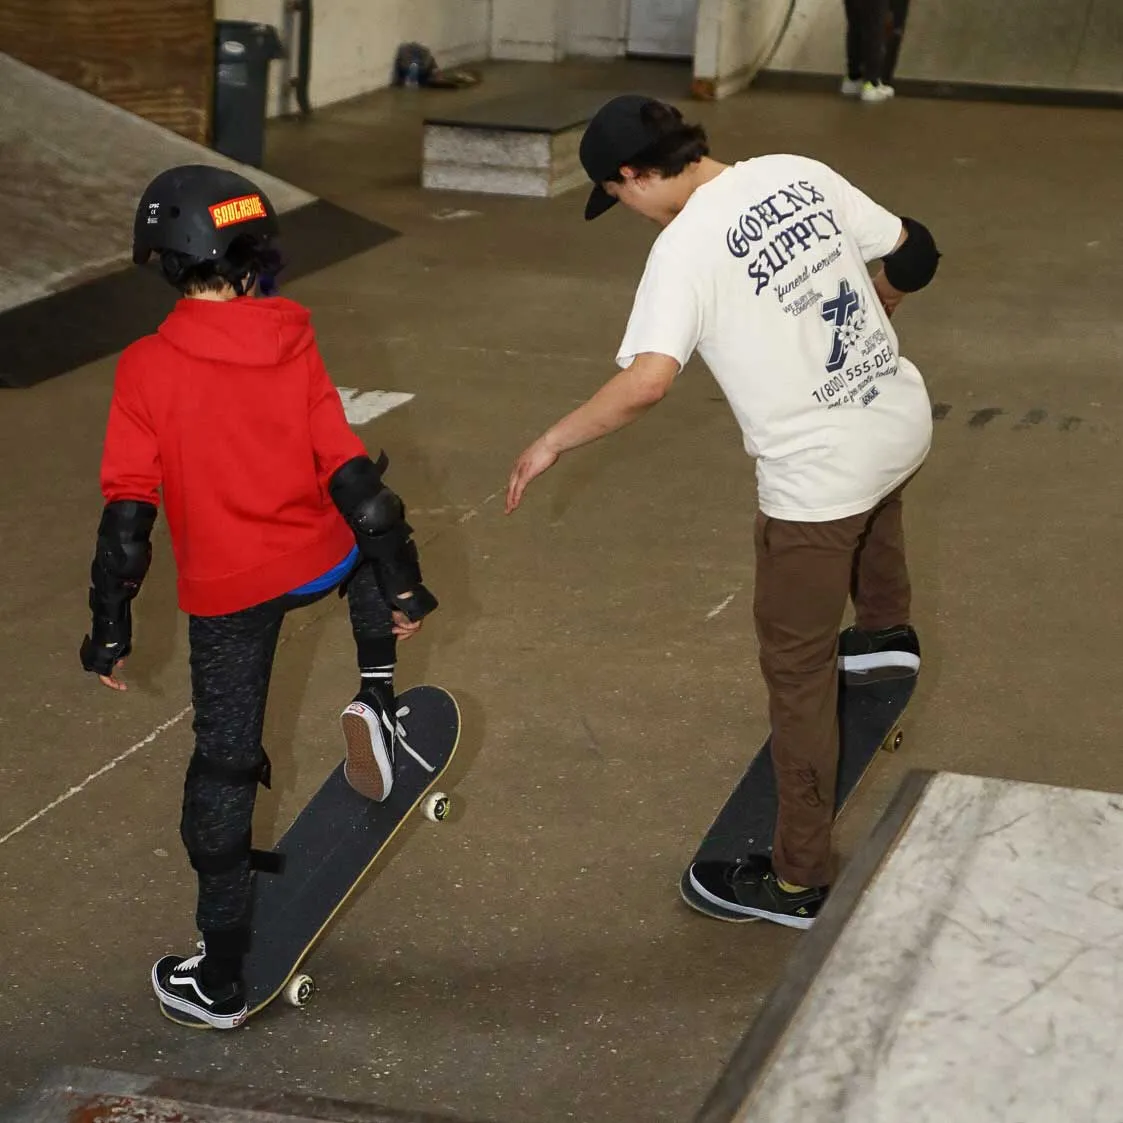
506,351,679,514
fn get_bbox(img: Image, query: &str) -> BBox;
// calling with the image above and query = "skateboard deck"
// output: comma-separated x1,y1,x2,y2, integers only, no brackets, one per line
680,673,915,920
161,684,460,1026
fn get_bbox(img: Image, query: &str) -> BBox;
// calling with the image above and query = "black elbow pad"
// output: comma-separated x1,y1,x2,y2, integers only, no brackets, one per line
329,453,390,520
92,500,157,589
328,452,438,622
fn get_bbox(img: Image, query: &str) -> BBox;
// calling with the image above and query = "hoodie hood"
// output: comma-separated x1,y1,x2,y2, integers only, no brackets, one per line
158,296,315,367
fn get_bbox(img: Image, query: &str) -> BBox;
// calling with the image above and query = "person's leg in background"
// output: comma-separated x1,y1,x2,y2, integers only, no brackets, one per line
841,0,866,94
882,0,910,85
842,0,894,101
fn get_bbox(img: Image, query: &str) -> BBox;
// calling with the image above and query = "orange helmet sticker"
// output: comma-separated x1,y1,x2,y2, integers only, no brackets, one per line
208,193,268,229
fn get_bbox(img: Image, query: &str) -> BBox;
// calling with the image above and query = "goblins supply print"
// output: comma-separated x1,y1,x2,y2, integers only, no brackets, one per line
726,179,899,410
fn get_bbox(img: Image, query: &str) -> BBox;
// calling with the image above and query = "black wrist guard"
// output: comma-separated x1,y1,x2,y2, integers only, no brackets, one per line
80,500,156,675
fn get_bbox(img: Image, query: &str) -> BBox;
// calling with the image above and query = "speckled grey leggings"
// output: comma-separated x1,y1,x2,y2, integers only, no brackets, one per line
182,562,395,946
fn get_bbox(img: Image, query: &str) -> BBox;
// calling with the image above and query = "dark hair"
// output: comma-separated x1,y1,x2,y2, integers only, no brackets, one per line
609,101,710,181
160,233,284,296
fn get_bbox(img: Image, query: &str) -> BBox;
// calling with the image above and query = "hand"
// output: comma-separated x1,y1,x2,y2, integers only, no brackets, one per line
81,632,130,691
391,610,423,640
99,658,128,692
506,436,559,513
873,270,904,319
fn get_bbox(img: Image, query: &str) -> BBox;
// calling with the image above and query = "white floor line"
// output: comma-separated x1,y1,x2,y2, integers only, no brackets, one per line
455,489,502,526
337,388,415,426
1,482,507,850
0,705,193,849
706,591,739,620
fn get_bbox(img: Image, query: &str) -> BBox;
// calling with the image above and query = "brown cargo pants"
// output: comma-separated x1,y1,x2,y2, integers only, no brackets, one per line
753,481,912,888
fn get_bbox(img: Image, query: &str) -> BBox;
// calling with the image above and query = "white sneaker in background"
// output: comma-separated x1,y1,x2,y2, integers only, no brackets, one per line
860,81,895,103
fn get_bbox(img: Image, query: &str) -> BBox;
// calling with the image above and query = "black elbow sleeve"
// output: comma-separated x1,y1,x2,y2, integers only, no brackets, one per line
882,217,940,293
92,500,157,594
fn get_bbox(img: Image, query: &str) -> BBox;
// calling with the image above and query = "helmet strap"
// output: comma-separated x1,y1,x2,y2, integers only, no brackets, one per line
230,270,257,298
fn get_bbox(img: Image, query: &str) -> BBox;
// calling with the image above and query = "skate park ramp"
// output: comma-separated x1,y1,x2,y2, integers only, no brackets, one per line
758,0,1123,105
0,53,398,389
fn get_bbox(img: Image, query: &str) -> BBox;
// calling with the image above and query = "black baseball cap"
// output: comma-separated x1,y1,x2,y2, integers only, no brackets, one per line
579,94,675,221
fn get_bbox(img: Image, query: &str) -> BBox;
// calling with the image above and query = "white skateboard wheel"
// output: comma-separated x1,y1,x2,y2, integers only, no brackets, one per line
423,792,451,822
285,973,316,1007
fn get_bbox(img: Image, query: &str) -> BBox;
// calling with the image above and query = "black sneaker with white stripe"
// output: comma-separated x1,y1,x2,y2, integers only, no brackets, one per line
341,668,397,801
151,950,247,1028
688,860,827,929
837,624,920,682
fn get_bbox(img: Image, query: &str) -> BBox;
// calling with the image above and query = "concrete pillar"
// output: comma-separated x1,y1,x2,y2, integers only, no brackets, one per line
566,0,631,57
692,0,792,99
490,0,567,61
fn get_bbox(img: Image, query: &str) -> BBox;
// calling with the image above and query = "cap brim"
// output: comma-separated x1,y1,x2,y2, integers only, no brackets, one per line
584,184,618,221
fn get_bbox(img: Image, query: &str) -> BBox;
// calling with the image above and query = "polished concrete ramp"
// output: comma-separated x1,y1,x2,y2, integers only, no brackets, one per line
0,53,312,316
0,53,397,388
763,0,1123,101
1,1067,492,1123
698,771,1123,1122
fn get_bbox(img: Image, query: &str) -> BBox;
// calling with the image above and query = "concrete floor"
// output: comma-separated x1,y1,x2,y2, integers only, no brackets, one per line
2,57,1122,1122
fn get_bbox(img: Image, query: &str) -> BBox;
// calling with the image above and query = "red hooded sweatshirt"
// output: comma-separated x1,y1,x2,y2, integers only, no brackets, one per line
101,296,366,616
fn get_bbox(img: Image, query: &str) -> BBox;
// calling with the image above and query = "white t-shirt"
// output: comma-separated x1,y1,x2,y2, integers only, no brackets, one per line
617,155,933,522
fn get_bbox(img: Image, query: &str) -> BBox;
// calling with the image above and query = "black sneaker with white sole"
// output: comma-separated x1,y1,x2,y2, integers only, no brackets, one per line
837,624,920,682
151,951,247,1029
688,860,827,929
341,684,398,802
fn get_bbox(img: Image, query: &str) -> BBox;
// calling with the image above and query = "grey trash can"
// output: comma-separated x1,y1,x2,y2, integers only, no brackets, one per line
214,20,285,168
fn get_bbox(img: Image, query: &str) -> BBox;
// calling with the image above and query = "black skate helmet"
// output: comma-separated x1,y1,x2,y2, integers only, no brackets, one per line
133,164,282,294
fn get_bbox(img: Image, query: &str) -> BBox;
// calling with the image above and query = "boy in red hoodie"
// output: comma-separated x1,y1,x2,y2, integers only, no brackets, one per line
79,165,438,1028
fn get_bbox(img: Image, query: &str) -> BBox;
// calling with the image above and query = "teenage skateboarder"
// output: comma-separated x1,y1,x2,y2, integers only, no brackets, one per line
79,165,437,1025
506,97,939,928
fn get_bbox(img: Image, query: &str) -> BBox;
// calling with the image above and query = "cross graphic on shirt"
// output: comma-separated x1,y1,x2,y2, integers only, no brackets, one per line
822,279,860,373
822,279,859,329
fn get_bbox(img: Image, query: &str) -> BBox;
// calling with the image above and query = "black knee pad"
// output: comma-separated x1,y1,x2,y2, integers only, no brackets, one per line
185,745,272,789
181,746,283,875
